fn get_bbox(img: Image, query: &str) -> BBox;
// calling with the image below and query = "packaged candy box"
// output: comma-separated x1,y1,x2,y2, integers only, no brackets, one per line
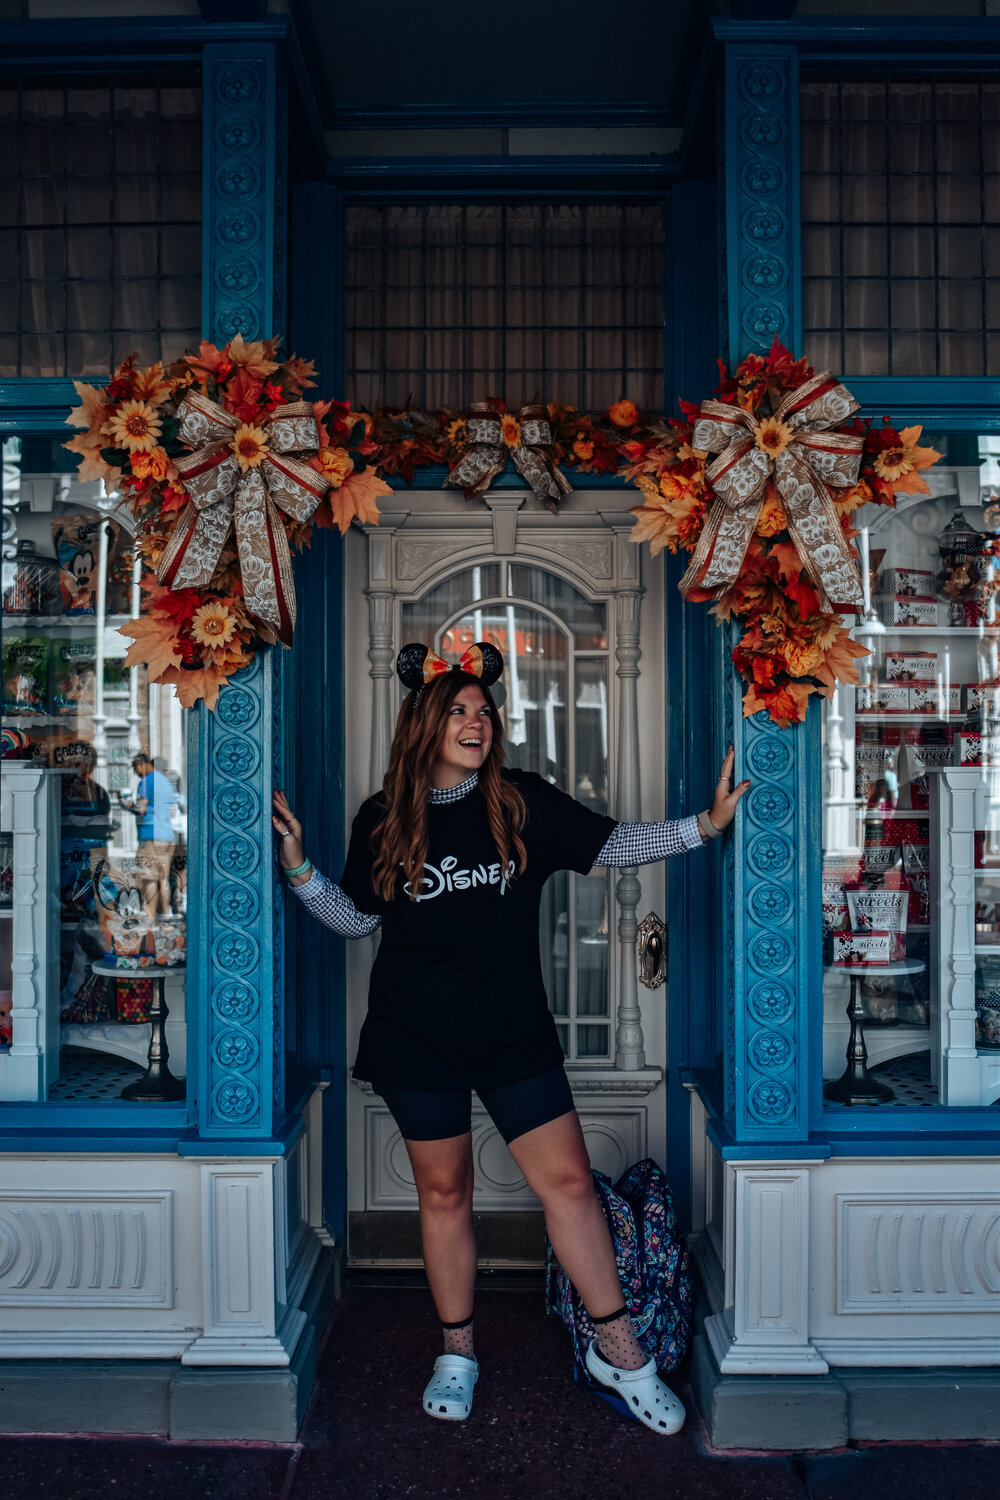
878,596,939,628
967,682,1000,716
909,682,961,715
833,930,895,966
886,651,937,681
959,732,1000,767
876,568,934,597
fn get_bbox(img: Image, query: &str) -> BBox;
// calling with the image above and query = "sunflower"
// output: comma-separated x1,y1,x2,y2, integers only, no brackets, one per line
753,415,796,458
500,414,521,449
231,423,269,471
105,400,163,454
190,600,237,650
444,418,468,448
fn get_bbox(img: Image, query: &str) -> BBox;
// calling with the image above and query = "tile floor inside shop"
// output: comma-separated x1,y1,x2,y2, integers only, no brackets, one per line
1,1287,996,1500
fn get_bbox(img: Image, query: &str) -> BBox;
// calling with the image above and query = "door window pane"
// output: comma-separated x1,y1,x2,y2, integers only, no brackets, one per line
402,562,613,1060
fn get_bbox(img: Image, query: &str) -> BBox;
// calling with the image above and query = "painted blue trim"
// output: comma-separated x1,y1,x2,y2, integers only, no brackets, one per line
0,1106,188,1136
328,159,678,190
843,379,1000,432
327,103,678,131
712,17,1000,50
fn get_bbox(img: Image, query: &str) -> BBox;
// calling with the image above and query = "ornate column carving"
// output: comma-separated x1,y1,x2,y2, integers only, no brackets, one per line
0,767,58,1100
724,45,800,363
720,46,812,1142
364,513,407,797
613,586,645,1070
194,45,288,1137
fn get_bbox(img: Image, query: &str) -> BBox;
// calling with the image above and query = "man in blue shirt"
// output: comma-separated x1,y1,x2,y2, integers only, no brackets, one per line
123,753,176,917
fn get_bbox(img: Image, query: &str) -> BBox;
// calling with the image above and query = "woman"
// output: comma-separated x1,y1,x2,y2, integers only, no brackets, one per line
272,642,748,1435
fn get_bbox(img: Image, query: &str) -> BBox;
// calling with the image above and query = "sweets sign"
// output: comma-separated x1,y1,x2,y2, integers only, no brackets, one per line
65,339,939,722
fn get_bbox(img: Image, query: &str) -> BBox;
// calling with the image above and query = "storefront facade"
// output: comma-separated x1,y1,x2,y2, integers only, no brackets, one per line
1,5,998,1447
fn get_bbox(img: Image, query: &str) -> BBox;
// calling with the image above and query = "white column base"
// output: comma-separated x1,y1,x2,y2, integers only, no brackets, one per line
706,1309,829,1376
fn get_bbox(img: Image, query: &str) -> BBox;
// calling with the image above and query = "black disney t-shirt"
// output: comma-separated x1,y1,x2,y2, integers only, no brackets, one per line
340,769,617,1091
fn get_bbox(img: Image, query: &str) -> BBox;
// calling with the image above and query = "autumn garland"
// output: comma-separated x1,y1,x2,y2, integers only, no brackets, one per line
66,339,939,722
64,337,390,710
623,342,941,726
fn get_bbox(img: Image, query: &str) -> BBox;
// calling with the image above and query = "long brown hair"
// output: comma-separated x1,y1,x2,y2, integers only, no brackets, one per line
371,670,527,902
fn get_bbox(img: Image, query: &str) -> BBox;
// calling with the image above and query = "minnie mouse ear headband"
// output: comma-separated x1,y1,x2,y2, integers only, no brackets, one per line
396,642,504,704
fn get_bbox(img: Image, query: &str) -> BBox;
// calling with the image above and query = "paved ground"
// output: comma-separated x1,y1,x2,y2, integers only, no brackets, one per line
1,1287,997,1500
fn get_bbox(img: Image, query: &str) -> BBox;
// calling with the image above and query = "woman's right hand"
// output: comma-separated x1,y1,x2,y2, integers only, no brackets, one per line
272,790,306,872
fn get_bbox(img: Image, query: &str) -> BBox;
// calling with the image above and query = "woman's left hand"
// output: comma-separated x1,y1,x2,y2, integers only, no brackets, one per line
708,747,750,831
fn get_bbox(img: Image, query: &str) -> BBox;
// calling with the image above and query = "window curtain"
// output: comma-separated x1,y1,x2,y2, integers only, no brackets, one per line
801,78,1000,378
345,202,665,412
0,79,201,379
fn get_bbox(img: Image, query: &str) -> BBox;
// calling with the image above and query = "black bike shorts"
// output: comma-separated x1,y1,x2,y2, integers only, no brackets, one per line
373,1065,575,1144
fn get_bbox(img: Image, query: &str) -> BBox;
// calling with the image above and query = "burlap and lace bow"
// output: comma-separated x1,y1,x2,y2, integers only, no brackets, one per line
679,371,865,609
156,392,331,645
444,403,573,513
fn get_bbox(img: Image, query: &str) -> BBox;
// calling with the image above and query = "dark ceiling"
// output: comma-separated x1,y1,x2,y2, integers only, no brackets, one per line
296,0,706,125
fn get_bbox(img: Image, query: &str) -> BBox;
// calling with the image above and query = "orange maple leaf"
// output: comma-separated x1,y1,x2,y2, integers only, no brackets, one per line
118,615,183,681
742,679,814,727
325,469,391,534
63,433,117,484
65,380,108,439
886,470,932,497
629,500,679,557
157,664,228,712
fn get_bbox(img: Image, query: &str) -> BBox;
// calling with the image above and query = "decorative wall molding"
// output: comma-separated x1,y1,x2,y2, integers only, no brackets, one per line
836,1194,1000,1315
365,1104,646,1211
0,1190,173,1309
195,43,289,1138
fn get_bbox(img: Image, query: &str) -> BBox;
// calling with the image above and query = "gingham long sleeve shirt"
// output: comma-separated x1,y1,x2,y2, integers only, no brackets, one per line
289,772,705,938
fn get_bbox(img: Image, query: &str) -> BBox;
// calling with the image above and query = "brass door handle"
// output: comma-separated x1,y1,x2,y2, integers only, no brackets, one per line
637,911,666,988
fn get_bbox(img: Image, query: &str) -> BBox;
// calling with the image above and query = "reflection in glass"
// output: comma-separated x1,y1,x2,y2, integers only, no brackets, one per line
820,434,1000,1107
1,437,188,1103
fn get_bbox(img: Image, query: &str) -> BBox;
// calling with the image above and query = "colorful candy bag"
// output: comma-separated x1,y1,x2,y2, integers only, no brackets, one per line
50,637,97,715
2,637,49,714
51,515,118,616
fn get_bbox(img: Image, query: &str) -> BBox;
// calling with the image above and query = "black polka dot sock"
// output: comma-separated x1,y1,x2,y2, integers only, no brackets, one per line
591,1305,648,1371
441,1312,475,1359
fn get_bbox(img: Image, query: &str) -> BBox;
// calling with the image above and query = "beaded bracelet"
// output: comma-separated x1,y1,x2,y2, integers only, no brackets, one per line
284,857,313,880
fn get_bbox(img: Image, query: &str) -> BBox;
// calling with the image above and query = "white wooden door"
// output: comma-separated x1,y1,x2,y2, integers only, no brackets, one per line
342,488,668,1264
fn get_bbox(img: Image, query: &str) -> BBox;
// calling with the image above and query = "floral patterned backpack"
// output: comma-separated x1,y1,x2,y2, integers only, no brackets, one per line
545,1158,692,1374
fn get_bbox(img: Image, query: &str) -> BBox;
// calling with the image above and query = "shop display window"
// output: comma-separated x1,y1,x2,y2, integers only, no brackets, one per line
1,438,188,1104
821,435,1000,1109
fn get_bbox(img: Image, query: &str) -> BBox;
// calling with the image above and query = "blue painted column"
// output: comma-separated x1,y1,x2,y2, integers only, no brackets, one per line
720,44,816,1144
189,43,288,1138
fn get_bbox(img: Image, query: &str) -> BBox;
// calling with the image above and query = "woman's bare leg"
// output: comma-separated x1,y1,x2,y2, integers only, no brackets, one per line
405,1132,477,1356
507,1109,647,1368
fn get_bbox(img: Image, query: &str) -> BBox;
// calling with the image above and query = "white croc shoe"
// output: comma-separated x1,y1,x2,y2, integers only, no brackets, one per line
584,1341,686,1435
422,1353,479,1421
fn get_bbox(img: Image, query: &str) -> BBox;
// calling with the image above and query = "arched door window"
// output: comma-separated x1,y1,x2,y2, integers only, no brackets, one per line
402,562,612,1059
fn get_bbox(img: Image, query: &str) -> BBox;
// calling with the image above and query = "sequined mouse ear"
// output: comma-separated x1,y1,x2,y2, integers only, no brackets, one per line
396,643,433,690
460,641,504,687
